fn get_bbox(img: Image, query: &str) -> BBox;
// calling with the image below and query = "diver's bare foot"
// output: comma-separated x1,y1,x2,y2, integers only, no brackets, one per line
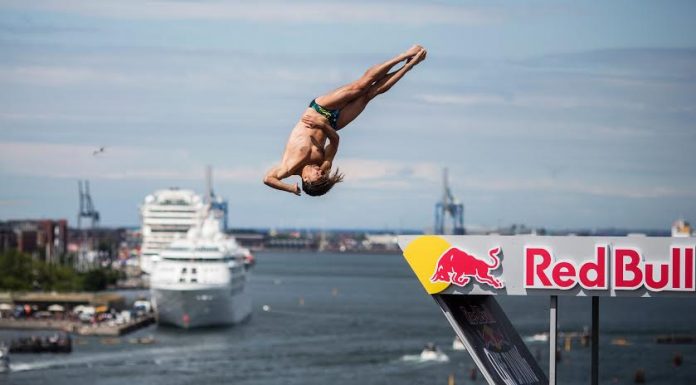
413,48,428,65
406,50,426,68
405,44,423,57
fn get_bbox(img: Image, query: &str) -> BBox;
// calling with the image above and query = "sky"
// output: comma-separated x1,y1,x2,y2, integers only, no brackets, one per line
1,0,695,231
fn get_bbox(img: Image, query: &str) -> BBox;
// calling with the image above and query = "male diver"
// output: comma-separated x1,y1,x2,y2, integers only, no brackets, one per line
263,45,427,196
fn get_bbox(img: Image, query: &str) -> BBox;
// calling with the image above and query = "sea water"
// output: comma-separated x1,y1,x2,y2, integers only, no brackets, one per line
2,251,695,385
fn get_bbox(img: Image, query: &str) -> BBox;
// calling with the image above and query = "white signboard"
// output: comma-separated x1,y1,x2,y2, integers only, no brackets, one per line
399,235,696,297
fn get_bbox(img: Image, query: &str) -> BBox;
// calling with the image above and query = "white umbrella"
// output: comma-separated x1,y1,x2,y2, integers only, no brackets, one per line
0,303,12,311
48,304,65,312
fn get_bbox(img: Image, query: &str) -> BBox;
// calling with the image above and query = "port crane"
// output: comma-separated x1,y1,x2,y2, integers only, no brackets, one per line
77,180,100,229
434,168,464,235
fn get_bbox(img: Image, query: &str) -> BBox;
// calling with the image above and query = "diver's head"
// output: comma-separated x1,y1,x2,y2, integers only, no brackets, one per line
301,166,344,197
301,164,324,183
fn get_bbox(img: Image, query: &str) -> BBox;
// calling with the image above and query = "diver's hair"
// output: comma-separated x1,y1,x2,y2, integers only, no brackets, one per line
302,168,344,197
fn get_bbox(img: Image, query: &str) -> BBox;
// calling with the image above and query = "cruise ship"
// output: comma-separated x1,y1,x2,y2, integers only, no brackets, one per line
150,215,251,328
140,189,207,274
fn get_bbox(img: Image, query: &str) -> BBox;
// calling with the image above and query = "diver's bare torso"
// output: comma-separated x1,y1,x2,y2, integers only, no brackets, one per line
283,108,329,176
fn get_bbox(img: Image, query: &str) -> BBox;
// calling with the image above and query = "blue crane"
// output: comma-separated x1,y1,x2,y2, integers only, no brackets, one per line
434,168,465,235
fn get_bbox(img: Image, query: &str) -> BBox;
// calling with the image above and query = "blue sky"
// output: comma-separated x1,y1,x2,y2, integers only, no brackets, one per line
1,0,695,231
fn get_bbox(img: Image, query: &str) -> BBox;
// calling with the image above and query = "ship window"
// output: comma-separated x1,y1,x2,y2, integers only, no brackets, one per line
179,277,185,283
191,278,198,283
195,247,219,252
192,268,197,274
181,267,187,274
161,257,226,263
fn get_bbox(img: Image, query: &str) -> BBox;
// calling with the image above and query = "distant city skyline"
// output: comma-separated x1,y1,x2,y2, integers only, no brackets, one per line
1,1,695,230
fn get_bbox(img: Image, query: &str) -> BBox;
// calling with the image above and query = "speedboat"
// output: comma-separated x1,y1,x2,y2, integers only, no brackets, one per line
525,332,549,343
420,343,449,362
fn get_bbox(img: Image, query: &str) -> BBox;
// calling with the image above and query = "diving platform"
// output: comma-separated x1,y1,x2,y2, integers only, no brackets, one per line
399,235,695,385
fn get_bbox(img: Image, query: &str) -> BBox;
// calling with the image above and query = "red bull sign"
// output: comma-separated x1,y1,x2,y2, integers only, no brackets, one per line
400,235,696,385
431,246,504,289
400,235,696,297
525,245,694,292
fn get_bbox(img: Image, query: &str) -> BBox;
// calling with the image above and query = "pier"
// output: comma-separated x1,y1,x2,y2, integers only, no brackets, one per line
0,292,155,336
0,315,155,336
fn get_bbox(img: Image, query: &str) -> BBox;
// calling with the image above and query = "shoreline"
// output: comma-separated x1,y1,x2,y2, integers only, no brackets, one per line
0,316,155,336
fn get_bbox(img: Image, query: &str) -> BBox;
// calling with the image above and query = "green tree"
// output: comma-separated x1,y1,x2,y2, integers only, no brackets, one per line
81,269,109,291
0,250,34,291
0,250,119,292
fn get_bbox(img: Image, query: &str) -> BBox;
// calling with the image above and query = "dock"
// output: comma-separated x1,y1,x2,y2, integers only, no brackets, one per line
0,315,155,336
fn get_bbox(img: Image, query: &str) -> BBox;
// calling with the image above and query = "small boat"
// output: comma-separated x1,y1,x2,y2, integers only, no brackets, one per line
524,333,549,343
0,345,10,373
611,338,631,346
9,333,72,354
420,343,449,362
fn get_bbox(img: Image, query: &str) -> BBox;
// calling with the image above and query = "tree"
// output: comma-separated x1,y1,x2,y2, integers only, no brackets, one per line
0,250,34,291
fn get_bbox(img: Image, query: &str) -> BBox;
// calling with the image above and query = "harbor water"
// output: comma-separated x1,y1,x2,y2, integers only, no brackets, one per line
2,251,696,385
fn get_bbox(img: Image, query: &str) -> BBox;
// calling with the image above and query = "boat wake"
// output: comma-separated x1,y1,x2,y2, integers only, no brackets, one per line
400,353,450,364
400,344,450,364
7,341,229,373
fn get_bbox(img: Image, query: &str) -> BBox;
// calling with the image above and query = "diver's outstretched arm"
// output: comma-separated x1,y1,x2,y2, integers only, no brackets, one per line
264,166,301,196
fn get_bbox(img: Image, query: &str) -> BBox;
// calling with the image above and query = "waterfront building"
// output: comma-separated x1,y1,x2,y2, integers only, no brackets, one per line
0,219,67,264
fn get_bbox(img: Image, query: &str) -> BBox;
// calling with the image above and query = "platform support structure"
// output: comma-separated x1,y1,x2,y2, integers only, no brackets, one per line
549,296,557,385
591,296,599,385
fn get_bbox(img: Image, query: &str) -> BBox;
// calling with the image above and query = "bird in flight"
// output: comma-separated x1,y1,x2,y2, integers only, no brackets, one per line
92,146,106,156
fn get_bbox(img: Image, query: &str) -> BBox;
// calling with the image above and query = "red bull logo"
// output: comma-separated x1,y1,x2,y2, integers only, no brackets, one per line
525,245,695,292
431,247,504,289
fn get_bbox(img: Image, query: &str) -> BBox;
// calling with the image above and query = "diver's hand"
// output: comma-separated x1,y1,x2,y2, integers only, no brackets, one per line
301,114,324,128
320,161,332,173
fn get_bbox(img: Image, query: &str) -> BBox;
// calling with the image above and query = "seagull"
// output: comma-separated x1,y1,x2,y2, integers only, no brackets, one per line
92,146,106,156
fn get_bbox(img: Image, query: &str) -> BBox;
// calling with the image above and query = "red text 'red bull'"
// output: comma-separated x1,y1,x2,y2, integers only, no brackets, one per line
525,245,695,292
430,247,504,289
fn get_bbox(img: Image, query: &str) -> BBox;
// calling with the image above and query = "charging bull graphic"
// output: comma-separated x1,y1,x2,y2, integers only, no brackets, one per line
430,247,504,289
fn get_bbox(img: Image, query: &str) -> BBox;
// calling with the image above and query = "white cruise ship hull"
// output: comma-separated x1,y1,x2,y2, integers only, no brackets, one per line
152,285,251,328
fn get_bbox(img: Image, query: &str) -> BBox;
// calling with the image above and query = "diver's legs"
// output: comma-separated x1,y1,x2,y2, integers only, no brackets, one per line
367,49,425,99
315,45,423,110
335,49,426,129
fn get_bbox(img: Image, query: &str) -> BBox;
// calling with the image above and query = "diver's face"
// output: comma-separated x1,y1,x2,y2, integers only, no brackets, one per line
302,165,324,182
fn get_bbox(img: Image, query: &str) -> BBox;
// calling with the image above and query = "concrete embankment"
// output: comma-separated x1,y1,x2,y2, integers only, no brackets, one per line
0,316,155,336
